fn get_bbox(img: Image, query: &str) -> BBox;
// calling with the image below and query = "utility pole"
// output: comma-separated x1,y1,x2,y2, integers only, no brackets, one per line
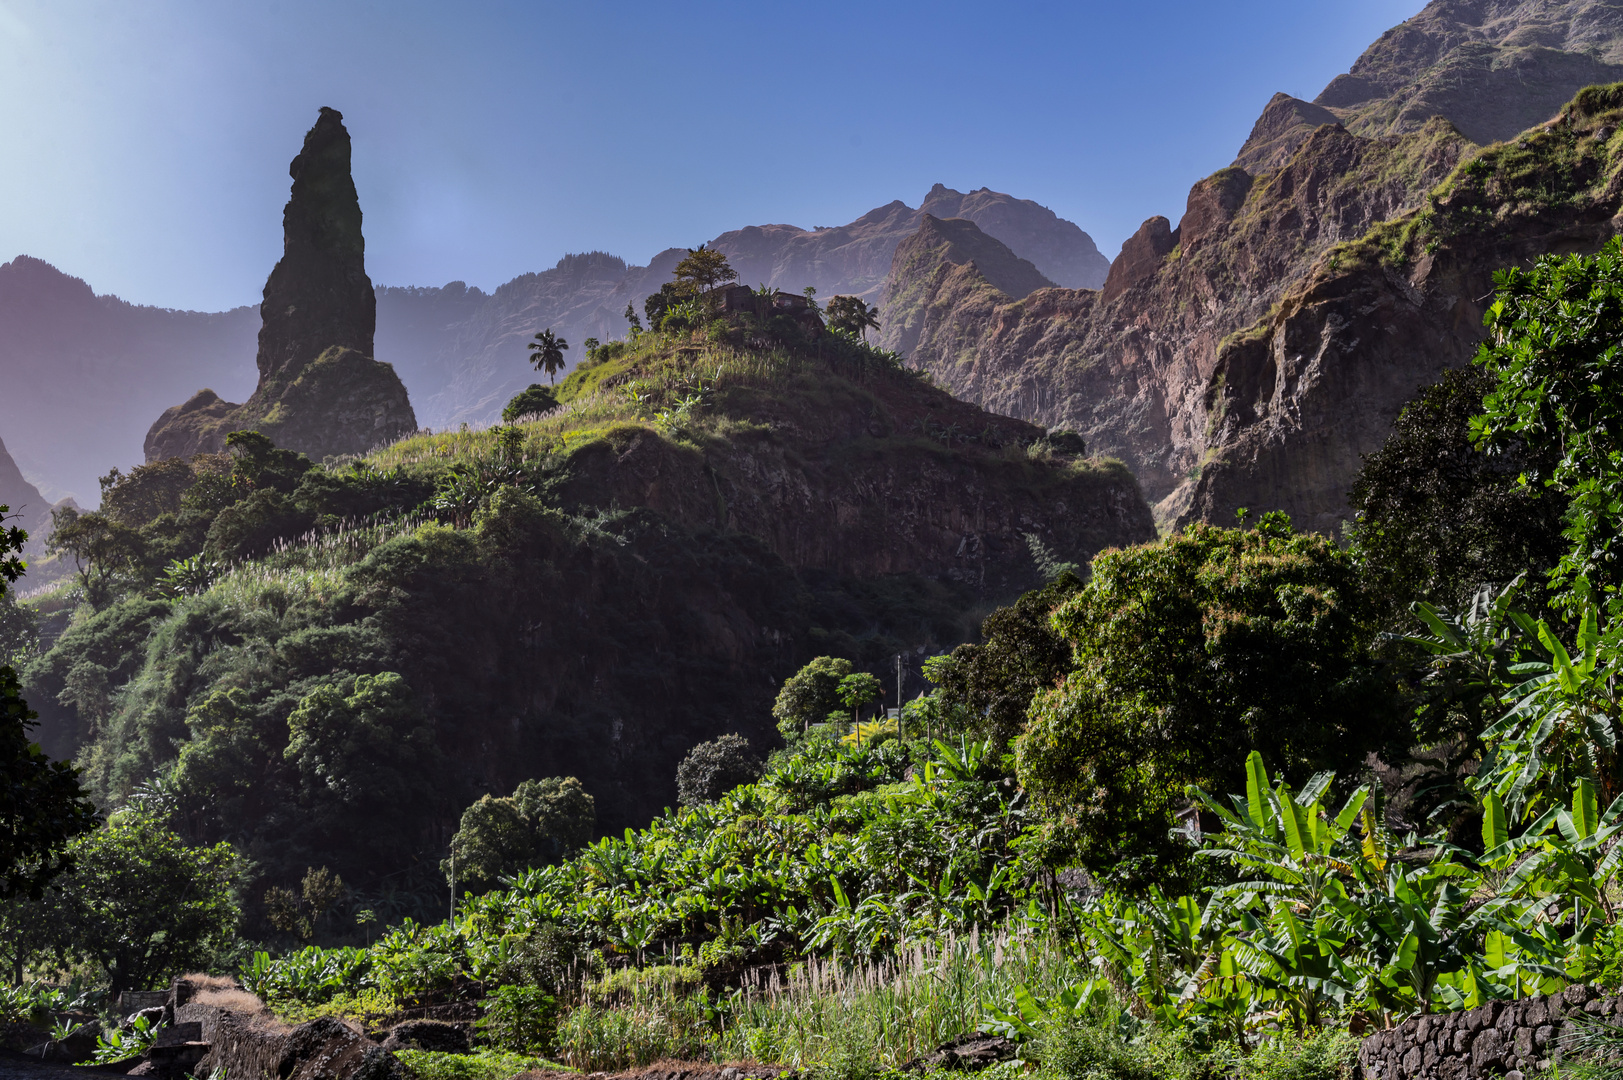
895,653,904,737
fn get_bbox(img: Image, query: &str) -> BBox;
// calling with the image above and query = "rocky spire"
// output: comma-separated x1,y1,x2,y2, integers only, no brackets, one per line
144,107,415,463
257,106,375,381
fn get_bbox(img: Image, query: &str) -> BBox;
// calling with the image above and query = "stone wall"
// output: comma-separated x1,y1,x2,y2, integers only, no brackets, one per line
1359,984,1623,1079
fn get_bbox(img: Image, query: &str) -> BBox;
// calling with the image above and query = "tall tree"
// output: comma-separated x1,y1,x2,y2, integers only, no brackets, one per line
826,295,880,341
527,329,570,385
671,244,738,296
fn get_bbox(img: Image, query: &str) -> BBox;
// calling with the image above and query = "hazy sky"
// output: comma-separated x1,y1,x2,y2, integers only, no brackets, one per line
0,0,1422,312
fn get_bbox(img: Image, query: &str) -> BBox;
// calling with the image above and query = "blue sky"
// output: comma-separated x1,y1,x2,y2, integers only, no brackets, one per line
0,0,1422,311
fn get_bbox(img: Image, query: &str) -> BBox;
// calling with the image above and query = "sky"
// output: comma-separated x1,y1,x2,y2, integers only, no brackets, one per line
0,0,1424,313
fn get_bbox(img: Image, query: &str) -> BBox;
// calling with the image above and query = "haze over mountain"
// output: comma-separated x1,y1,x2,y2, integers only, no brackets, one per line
0,185,1101,502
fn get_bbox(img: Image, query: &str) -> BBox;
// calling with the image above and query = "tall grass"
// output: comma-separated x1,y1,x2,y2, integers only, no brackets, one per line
551,930,1088,1072
200,513,433,612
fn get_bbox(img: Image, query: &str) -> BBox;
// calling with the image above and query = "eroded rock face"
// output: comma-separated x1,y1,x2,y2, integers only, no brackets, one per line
880,216,1055,357
889,117,1467,517
146,108,415,463
885,0,1623,534
256,107,375,381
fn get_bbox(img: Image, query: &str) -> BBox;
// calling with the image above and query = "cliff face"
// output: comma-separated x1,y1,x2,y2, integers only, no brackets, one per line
880,215,1056,357
144,108,416,464
890,0,1623,533
1319,0,1623,144
892,118,1468,514
1190,91,1623,532
559,354,1153,598
0,435,51,548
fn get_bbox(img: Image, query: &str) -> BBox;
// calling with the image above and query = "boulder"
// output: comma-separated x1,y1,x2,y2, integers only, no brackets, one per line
901,1032,1019,1072
379,1020,470,1054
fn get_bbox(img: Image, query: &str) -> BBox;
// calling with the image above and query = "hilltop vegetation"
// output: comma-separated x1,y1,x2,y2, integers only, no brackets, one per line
8,288,1150,937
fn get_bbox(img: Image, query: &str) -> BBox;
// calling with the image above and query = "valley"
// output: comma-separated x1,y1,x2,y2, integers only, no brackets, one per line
17,3,1623,1080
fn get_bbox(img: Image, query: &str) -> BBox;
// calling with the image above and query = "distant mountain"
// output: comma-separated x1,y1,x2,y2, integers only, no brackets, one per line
0,256,258,504
0,186,1102,500
0,435,50,549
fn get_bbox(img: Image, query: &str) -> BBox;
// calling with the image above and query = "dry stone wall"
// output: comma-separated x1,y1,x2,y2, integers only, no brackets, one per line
1358,984,1623,1079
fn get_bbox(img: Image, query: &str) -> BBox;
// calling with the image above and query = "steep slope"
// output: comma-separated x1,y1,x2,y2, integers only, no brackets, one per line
0,256,258,503
27,322,1153,905
890,0,1623,533
145,108,416,463
880,216,1056,358
892,118,1469,511
0,435,51,547
1189,86,1623,531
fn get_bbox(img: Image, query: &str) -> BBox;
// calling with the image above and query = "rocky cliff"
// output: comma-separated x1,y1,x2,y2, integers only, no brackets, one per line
145,108,416,464
888,0,1623,532
880,215,1056,357
889,117,1469,517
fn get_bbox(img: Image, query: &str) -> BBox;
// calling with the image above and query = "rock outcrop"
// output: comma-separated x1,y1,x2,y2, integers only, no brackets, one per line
145,107,415,463
880,216,1055,357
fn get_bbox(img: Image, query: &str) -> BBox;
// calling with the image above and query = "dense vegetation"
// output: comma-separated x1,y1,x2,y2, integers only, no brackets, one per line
25,231,1623,1080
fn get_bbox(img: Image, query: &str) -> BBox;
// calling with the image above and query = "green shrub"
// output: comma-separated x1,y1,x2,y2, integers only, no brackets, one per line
502,385,558,423
479,984,557,1054
1240,1029,1357,1080
675,733,763,807
1038,1017,1155,1080
393,1049,555,1080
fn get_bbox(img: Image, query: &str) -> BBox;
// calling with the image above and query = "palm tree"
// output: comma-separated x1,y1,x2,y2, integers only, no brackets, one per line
527,329,569,385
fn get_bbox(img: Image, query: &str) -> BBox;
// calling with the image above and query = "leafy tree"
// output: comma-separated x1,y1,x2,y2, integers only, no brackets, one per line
100,458,198,529
203,488,315,563
671,244,738,296
527,329,569,385
0,505,23,585
837,672,883,726
1016,514,1401,885
1472,238,1623,614
47,506,144,609
623,302,643,334
265,865,346,942
284,672,441,869
444,776,596,891
2,663,99,900
0,587,38,668
224,430,314,494
826,295,880,341
676,733,763,807
936,572,1084,749
1350,368,1566,627
644,282,685,328
503,384,560,423
12,807,239,992
773,656,853,739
